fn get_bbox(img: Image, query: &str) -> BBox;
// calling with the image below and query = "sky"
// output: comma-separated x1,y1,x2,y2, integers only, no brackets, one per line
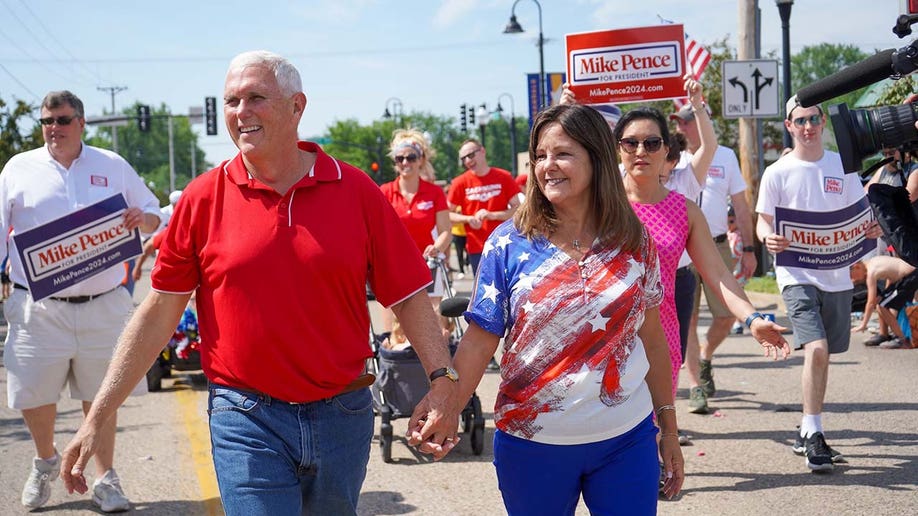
0,0,907,165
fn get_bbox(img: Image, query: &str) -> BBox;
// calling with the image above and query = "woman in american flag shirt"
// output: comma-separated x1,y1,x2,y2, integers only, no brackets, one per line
420,104,681,514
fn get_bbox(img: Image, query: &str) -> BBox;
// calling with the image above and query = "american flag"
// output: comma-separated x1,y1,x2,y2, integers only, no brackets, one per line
658,16,711,108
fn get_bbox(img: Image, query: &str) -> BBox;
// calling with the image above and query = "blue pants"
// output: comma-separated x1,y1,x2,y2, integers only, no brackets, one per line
207,384,374,516
493,414,659,516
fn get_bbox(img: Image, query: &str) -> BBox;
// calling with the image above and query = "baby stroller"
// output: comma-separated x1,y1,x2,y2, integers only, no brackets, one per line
146,306,202,392
368,258,486,463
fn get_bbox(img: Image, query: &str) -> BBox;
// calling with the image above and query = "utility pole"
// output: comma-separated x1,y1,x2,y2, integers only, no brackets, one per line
738,1,760,215
97,86,127,153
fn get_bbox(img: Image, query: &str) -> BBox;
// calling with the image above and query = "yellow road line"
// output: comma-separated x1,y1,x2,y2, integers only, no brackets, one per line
176,385,223,515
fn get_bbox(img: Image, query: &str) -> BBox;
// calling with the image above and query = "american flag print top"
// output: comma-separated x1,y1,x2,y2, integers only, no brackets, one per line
466,220,663,445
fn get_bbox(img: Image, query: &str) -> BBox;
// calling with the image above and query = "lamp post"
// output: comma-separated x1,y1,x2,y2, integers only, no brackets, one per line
776,0,794,149
476,103,490,145
504,0,546,110
496,93,518,177
382,97,404,126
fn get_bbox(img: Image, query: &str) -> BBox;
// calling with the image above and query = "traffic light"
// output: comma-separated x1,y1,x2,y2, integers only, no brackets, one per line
137,105,151,132
468,104,475,127
460,104,467,133
205,96,218,135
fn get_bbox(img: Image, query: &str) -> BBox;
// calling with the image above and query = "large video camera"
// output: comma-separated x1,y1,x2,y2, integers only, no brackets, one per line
797,14,918,174
796,13,918,267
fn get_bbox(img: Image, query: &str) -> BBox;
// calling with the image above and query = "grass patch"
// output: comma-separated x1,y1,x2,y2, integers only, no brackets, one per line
745,276,779,295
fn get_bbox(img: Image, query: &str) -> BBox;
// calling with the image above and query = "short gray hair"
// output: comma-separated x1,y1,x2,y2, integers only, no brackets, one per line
227,51,302,96
42,90,84,118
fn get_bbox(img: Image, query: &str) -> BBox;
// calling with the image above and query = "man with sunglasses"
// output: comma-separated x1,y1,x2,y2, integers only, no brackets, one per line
756,95,882,472
0,90,161,511
447,139,521,274
669,103,757,415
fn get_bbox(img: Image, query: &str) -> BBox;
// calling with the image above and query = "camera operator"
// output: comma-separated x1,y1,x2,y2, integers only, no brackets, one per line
756,96,883,473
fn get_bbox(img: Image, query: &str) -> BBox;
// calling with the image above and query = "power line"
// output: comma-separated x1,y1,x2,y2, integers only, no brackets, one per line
0,0,95,87
0,39,518,65
0,62,40,101
13,0,106,84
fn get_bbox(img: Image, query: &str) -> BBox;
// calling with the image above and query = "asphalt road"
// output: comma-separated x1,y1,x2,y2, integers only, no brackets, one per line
1,265,916,515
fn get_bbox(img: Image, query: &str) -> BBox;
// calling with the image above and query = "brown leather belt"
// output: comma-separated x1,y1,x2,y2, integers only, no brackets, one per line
211,373,376,405
338,373,377,395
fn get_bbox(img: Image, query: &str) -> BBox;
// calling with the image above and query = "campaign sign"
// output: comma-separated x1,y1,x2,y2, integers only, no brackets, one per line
13,194,142,300
774,197,876,270
566,24,686,104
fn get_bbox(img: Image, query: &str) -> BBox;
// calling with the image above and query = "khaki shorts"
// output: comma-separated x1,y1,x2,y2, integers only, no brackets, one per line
3,287,145,409
690,239,735,319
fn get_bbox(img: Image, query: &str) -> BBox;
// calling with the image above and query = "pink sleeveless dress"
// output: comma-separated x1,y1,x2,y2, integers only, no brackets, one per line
630,190,689,398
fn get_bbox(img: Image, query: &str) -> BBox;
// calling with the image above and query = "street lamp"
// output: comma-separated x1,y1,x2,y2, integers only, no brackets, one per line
476,103,490,144
776,0,794,149
495,93,518,177
382,97,404,126
504,0,547,110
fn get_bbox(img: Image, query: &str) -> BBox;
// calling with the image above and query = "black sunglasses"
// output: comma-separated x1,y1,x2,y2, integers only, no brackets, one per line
618,137,664,154
394,154,419,164
460,148,481,162
39,115,80,126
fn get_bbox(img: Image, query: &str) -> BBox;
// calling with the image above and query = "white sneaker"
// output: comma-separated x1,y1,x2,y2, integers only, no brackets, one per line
21,450,61,509
92,469,131,513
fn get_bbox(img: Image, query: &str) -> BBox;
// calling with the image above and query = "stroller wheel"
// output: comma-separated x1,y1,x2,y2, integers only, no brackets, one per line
380,422,393,463
470,395,485,455
462,409,472,434
146,364,164,392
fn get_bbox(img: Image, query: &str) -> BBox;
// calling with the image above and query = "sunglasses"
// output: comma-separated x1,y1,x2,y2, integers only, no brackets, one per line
791,114,823,127
618,137,664,154
460,148,481,162
394,154,419,164
39,115,80,126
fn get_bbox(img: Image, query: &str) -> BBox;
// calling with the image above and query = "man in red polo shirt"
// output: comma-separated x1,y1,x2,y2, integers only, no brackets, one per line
448,139,521,274
59,51,459,515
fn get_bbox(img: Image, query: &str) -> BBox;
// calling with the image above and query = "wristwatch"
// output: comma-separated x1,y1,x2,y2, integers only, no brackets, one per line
429,367,459,383
745,312,765,328
742,246,755,253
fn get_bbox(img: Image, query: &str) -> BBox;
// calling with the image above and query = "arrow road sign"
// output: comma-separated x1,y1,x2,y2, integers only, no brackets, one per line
722,59,779,119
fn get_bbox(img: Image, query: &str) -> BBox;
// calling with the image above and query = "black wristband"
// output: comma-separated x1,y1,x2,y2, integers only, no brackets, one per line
742,246,755,253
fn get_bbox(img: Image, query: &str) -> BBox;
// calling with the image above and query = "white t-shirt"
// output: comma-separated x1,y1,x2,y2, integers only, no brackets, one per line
756,150,866,292
0,144,161,296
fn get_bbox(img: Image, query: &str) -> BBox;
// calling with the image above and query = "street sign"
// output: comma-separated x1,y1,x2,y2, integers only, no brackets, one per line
188,106,204,125
85,115,129,127
722,59,779,119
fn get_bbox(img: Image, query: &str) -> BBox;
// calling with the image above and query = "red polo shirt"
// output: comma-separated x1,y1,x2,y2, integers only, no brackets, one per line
379,177,448,254
151,142,431,402
447,167,520,254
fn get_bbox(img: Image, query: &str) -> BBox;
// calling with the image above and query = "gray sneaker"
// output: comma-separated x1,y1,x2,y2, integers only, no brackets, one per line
688,386,709,414
92,469,131,513
21,450,61,509
698,359,715,397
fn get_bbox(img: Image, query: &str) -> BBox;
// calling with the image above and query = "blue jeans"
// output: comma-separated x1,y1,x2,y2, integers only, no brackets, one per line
207,383,374,516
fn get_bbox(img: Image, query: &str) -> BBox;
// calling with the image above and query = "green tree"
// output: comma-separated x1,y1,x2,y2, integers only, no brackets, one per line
321,110,528,185
791,43,870,112
87,102,211,202
0,97,43,168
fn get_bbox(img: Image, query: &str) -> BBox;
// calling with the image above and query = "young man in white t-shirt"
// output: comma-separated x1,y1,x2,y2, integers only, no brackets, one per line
756,96,882,472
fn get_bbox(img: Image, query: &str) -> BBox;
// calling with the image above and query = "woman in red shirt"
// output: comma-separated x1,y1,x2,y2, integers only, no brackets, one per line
379,128,452,332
